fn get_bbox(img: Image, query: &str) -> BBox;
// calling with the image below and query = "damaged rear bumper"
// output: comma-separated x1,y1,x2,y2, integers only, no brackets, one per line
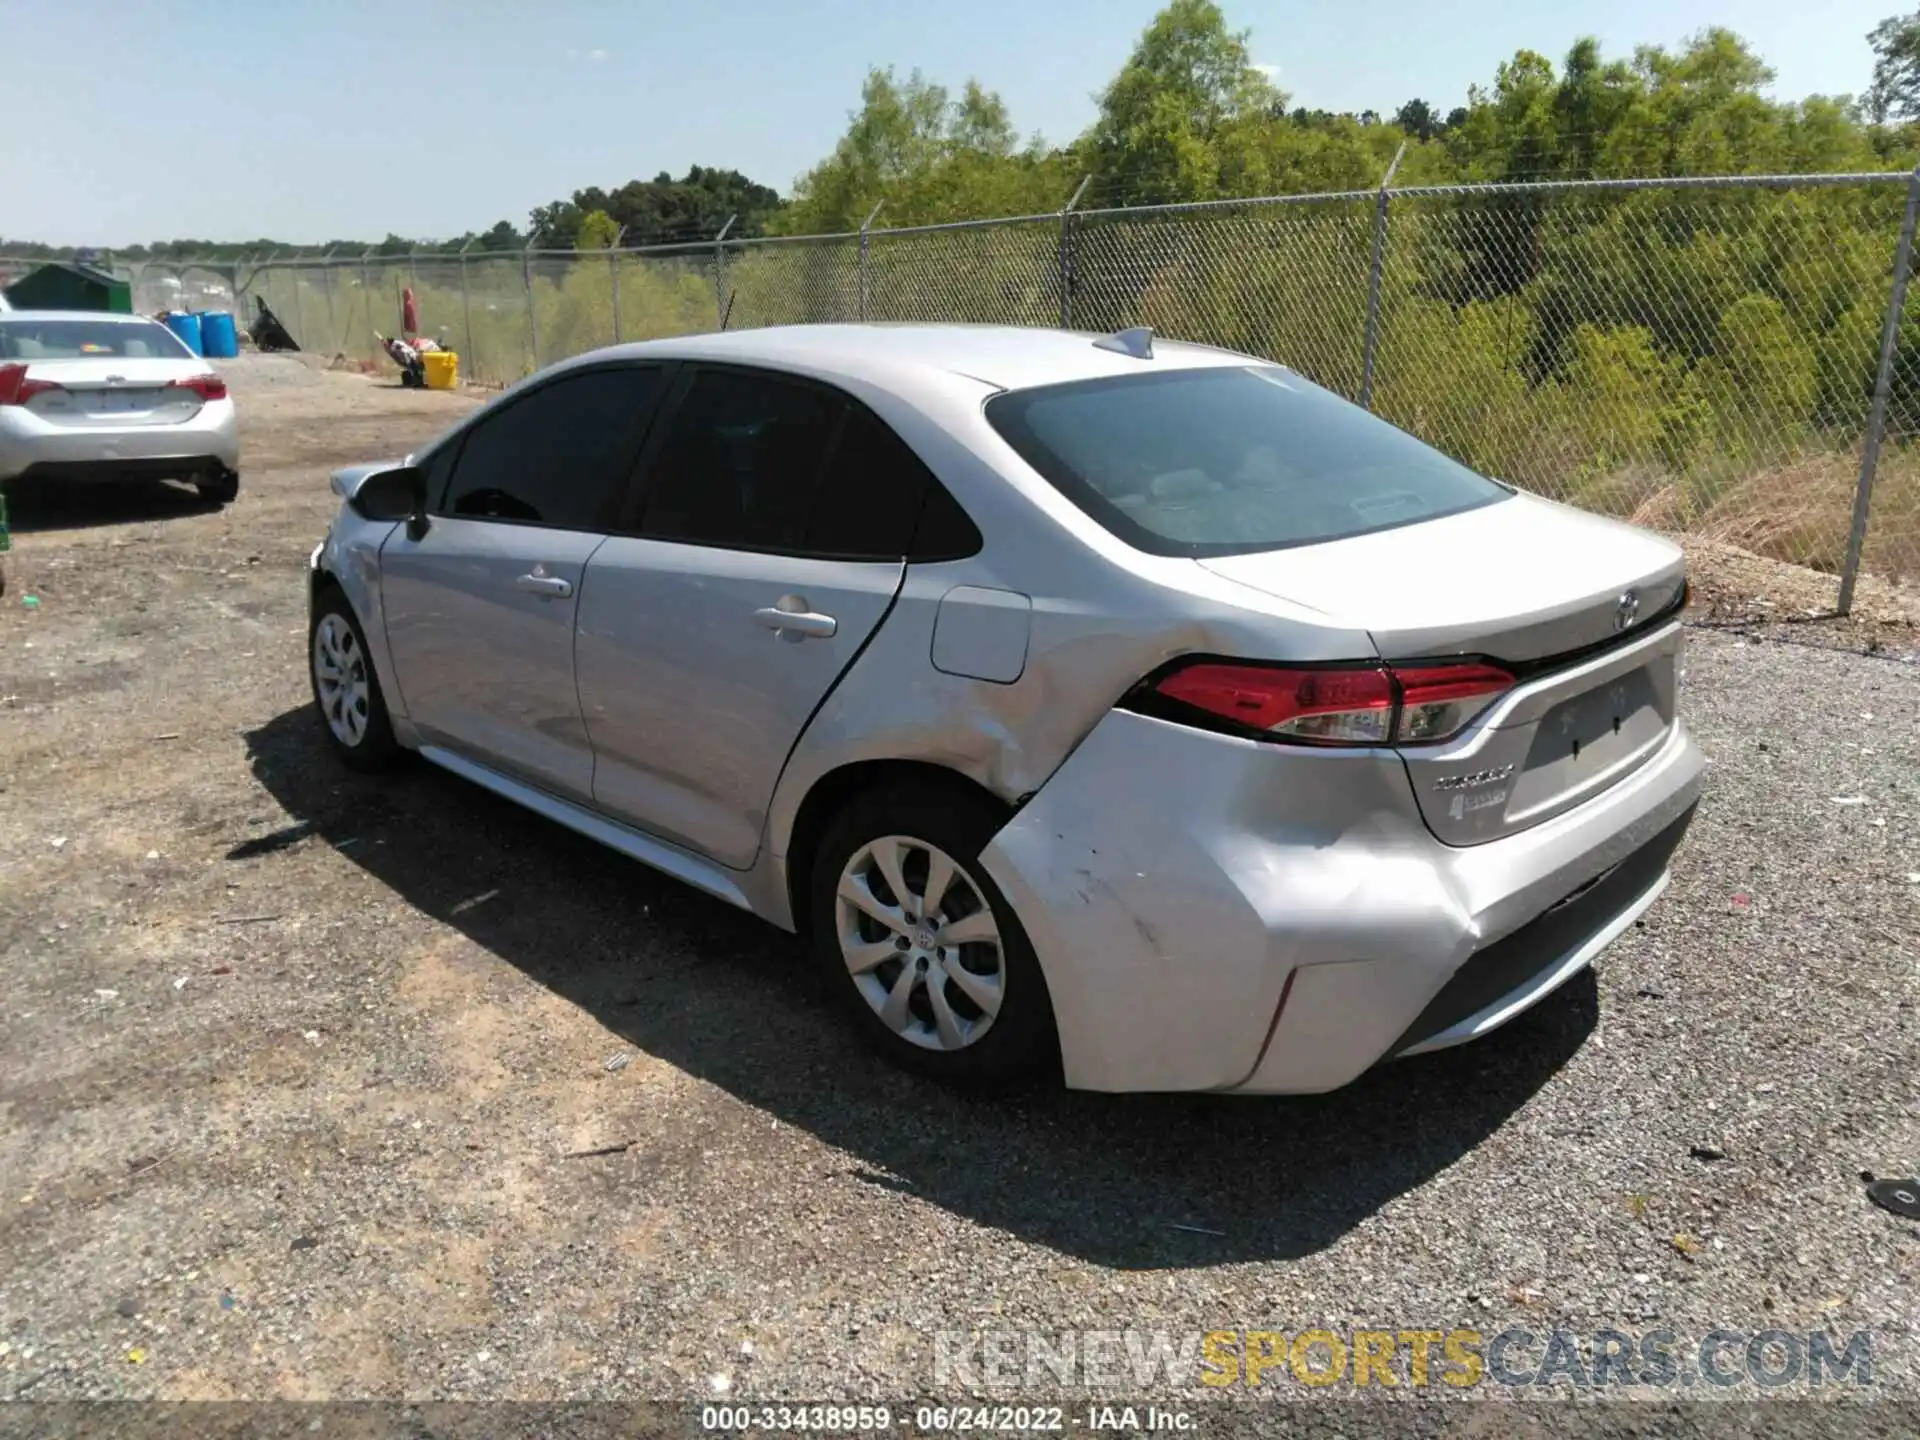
978,709,1704,1094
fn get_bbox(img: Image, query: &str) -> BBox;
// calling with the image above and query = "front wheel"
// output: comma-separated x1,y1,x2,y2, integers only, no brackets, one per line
810,782,1058,1088
309,589,400,770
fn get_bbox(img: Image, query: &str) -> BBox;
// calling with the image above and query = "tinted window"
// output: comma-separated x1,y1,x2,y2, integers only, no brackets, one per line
639,369,839,549
803,409,931,559
909,479,984,561
439,366,662,530
985,366,1508,558
0,317,192,360
419,434,464,512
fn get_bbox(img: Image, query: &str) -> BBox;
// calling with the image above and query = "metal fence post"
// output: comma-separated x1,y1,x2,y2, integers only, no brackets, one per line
319,246,339,355
360,247,375,349
609,225,627,344
713,214,736,329
289,249,311,351
522,244,539,374
1359,142,1407,411
457,237,476,381
1058,175,1090,329
1838,164,1920,614
232,253,257,325
857,201,884,321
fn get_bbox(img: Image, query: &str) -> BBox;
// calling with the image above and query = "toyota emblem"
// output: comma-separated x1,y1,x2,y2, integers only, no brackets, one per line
1614,590,1641,631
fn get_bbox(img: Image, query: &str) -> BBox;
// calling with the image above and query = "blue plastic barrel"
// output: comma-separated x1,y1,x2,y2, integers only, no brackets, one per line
198,310,238,358
165,311,204,356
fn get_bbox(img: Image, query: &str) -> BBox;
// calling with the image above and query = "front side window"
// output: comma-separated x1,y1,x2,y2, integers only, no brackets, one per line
438,365,663,531
984,365,1509,557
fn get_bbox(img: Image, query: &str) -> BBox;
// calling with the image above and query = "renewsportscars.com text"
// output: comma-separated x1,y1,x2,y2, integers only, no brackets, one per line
933,1327,1874,1392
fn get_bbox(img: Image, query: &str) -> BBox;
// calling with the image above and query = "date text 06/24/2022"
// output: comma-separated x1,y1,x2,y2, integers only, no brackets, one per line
700,1406,1195,1433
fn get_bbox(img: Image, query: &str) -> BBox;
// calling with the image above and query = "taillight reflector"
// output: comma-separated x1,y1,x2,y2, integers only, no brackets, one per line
1393,663,1517,744
0,363,62,405
1146,659,1514,747
169,373,228,401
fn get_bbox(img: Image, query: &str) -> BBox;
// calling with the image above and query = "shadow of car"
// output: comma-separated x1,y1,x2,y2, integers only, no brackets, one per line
1,472,224,534
242,704,1599,1269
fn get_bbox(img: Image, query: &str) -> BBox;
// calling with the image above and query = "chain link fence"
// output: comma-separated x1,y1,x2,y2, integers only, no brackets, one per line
13,170,1918,602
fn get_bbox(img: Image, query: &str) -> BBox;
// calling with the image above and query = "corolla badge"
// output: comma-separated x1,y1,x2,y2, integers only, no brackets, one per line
1614,590,1641,631
1431,766,1514,792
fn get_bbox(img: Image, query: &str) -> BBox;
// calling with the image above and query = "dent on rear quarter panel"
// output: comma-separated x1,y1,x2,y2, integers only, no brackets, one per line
977,711,1472,1094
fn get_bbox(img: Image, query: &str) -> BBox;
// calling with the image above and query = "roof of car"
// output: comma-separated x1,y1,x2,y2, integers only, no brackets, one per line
605,323,1257,393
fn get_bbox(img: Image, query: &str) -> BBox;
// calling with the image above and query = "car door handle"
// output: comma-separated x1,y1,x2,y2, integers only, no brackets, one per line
514,572,573,598
754,602,837,640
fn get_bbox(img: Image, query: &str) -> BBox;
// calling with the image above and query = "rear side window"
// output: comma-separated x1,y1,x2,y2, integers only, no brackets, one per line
438,365,662,531
0,318,191,360
985,365,1508,558
804,409,932,558
639,369,839,549
636,365,983,561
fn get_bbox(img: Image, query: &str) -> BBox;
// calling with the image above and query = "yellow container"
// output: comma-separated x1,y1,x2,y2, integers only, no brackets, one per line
423,350,459,390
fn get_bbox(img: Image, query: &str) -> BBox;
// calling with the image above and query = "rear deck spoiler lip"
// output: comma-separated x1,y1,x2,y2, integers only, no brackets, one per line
1498,580,1689,681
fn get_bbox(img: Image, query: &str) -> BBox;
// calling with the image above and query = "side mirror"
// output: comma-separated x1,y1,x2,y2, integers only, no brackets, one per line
350,464,426,531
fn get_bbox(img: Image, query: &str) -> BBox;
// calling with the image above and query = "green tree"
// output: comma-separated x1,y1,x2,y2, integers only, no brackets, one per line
1701,293,1819,446
1392,99,1443,140
1088,0,1284,204
1869,10,1920,122
779,68,1071,233
574,209,620,250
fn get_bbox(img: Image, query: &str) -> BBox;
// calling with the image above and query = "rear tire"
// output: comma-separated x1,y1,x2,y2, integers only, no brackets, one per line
309,587,400,772
196,469,239,505
809,780,1058,1089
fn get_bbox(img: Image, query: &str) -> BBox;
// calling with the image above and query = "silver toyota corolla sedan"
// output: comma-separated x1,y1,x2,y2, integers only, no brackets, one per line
307,323,1702,1093
0,310,240,503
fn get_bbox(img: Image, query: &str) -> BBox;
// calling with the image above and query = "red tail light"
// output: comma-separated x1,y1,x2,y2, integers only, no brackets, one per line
168,374,228,401
1156,662,1396,745
1392,663,1517,743
0,363,62,406
1144,659,1514,747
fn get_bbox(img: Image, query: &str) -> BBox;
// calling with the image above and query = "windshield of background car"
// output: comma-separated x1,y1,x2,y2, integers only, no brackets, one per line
0,318,194,361
983,364,1510,557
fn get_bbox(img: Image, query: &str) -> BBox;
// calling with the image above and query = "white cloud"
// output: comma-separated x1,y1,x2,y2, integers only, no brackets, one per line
1252,61,1279,80
589,48,608,61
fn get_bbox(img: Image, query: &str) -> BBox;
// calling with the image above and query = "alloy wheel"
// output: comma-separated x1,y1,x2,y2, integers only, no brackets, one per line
834,834,1007,1052
313,613,371,748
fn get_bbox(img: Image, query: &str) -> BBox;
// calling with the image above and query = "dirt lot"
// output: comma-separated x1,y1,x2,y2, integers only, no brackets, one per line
0,355,1916,1413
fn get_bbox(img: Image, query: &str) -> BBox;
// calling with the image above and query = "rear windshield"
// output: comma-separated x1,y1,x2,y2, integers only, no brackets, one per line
984,365,1508,557
0,318,192,361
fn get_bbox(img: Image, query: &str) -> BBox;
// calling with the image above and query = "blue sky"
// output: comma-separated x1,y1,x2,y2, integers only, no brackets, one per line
1,0,1903,246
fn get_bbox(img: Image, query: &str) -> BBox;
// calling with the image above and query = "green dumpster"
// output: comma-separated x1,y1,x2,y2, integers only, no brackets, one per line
4,262,133,314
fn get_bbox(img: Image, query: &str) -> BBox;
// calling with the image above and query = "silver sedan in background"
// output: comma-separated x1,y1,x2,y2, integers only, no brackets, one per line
0,311,240,503
307,323,1702,1093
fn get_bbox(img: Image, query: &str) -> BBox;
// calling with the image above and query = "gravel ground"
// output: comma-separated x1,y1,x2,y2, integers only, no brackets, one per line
0,356,1915,1420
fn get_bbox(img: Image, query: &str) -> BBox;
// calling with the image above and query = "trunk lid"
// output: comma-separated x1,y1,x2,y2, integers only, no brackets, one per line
1196,491,1685,663
1199,491,1688,846
15,357,213,429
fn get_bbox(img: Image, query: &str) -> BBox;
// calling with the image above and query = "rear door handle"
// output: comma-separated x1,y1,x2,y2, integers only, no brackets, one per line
515,572,573,598
754,600,837,640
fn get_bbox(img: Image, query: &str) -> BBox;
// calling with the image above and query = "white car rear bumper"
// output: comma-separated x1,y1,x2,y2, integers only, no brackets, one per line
0,398,239,482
